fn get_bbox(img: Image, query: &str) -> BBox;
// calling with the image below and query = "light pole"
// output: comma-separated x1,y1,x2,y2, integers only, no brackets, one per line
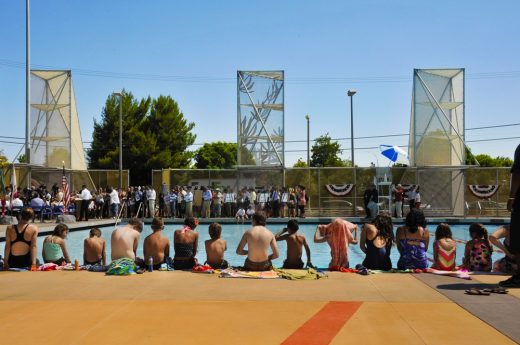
347,89,357,216
113,92,123,190
305,115,310,166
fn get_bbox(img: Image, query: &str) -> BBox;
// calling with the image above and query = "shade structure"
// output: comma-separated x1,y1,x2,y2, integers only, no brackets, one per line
30,70,87,170
409,68,465,166
380,145,409,165
237,71,284,167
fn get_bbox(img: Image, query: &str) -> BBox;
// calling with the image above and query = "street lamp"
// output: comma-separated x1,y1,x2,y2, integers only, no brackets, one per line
347,89,357,216
112,92,123,190
305,115,310,166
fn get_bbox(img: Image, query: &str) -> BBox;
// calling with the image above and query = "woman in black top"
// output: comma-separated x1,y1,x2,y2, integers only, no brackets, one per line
360,214,394,270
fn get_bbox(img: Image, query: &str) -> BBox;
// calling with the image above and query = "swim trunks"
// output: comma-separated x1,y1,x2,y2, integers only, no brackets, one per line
244,258,272,271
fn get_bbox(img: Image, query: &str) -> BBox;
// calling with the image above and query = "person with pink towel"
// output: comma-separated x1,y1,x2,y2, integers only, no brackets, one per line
314,218,358,269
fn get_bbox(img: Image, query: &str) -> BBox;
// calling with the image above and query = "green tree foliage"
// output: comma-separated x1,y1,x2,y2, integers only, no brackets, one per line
194,142,237,169
0,150,9,168
88,92,196,185
293,158,308,168
17,154,26,164
465,147,513,167
310,134,347,167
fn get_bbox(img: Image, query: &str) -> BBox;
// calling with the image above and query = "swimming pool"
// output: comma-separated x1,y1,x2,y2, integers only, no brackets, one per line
0,223,505,269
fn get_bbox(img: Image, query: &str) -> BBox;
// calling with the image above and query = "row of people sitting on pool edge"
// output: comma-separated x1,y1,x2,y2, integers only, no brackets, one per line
2,208,516,273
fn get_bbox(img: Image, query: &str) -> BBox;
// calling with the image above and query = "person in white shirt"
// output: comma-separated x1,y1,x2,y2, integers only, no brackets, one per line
146,186,156,218
109,187,120,218
235,207,246,224
246,204,255,218
77,185,92,221
184,187,194,218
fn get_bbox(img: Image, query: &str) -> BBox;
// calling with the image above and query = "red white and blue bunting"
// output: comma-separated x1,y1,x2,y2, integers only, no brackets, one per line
468,185,500,199
325,184,355,197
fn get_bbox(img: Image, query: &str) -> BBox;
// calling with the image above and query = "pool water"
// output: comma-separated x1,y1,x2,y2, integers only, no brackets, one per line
1,223,505,269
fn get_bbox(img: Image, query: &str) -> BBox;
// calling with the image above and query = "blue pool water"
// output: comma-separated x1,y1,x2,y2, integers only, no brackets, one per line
1,223,505,269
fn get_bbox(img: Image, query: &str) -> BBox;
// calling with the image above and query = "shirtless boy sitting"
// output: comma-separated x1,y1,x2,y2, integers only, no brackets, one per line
143,217,170,269
275,219,313,269
111,218,143,261
205,223,228,269
236,211,279,271
83,228,106,265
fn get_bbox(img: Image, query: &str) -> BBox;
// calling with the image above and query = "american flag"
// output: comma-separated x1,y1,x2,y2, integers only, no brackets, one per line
62,165,70,214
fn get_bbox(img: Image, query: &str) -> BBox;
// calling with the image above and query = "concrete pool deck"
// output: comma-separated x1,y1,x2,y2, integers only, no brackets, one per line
0,269,518,344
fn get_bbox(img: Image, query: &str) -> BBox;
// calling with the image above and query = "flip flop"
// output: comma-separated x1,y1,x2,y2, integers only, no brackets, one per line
482,287,508,294
465,288,490,296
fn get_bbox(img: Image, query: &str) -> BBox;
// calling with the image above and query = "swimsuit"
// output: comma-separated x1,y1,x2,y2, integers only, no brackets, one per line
397,232,428,270
244,258,272,271
282,258,304,269
174,242,196,270
362,237,392,271
43,236,65,264
433,241,456,271
174,242,195,258
84,259,102,265
7,224,32,268
206,260,229,270
468,239,492,272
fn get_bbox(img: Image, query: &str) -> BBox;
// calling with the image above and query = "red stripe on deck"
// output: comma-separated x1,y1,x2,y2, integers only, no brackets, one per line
281,301,362,345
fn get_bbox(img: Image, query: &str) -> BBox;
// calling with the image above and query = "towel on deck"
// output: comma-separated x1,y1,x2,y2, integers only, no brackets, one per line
219,268,279,279
275,268,328,280
425,267,472,280
106,258,137,275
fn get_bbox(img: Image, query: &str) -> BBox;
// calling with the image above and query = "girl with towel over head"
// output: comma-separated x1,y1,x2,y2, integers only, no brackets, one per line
314,218,358,269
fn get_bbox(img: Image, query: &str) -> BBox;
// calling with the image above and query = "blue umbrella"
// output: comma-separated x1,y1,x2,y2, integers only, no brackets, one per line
379,145,409,164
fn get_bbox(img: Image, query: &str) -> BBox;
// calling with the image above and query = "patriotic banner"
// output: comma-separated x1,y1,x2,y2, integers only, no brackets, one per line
325,184,355,197
468,185,500,199
62,165,70,214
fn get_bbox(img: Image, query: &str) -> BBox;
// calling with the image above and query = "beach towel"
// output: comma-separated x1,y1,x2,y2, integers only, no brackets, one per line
7,267,28,272
87,264,107,272
318,218,355,268
275,268,328,280
38,263,58,271
425,268,471,280
192,264,214,274
219,268,279,279
106,258,137,275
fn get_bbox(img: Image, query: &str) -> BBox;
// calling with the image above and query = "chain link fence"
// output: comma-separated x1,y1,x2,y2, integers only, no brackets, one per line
152,166,512,218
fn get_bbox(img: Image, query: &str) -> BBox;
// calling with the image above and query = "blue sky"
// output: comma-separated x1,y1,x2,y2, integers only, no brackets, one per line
1,0,519,167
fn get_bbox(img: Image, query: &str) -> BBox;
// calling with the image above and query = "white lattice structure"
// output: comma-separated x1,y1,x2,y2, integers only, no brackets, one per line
409,69,465,166
237,71,284,167
30,70,87,170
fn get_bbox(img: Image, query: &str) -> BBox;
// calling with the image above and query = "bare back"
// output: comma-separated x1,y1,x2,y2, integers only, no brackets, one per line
205,238,227,266
84,237,106,265
111,225,140,260
144,231,170,264
237,226,278,262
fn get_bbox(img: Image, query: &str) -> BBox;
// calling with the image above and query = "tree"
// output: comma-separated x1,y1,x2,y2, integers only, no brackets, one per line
465,148,513,167
293,158,308,168
88,92,196,185
0,150,9,168
194,142,237,169
310,134,347,167
17,154,26,164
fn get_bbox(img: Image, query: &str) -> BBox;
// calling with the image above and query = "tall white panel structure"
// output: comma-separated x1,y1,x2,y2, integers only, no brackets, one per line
30,70,87,170
237,71,284,167
409,69,465,166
